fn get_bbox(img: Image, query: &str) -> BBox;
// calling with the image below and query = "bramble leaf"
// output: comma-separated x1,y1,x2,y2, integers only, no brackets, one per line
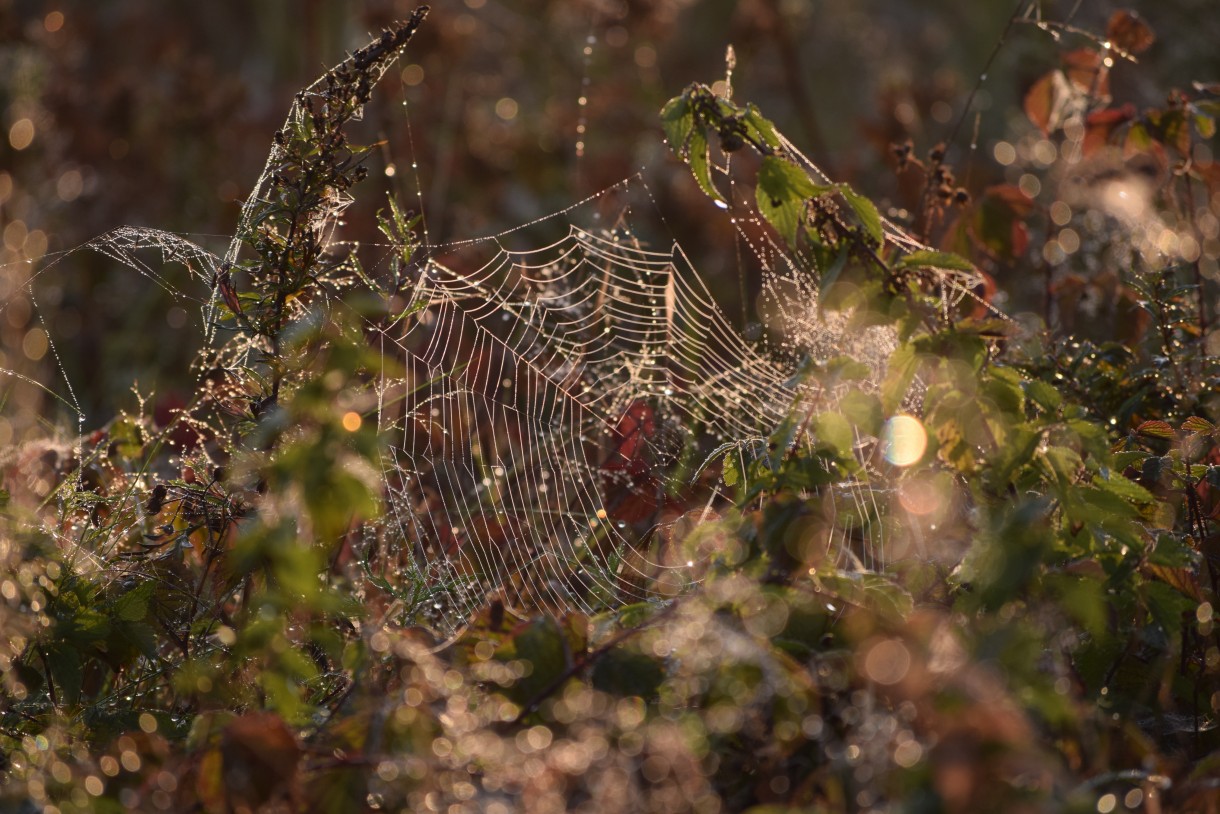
756,155,824,246
837,183,884,244
897,250,975,273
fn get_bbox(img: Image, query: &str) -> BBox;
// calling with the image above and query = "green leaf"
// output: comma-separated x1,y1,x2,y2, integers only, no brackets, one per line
896,250,975,273
1046,573,1107,637
112,580,156,622
45,646,83,706
1022,380,1062,412
756,155,823,246
108,417,146,460
1112,450,1149,470
1125,122,1153,152
838,390,883,437
687,128,723,204
822,355,872,385
591,647,664,699
660,95,694,156
816,572,913,620
837,184,884,244
742,103,781,149
813,411,855,460
1149,534,1198,568
1066,419,1111,462
880,343,919,413
981,370,1025,418
1094,471,1157,504
989,426,1042,488
1142,580,1195,637
817,246,850,307
1193,107,1217,139
119,622,158,660
722,451,740,487
497,616,571,706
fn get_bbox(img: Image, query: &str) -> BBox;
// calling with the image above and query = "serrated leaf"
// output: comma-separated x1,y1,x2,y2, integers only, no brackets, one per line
837,184,884,244
1022,380,1063,412
897,250,976,273
687,128,723,204
1142,580,1197,634
722,451,739,487
660,94,693,156
112,581,156,622
1182,416,1215,435
989,426,1041,487
1136,420,1175,440
1148,534,1198,568
742,104,781,149
756,155,822,246
1094,471,1157,504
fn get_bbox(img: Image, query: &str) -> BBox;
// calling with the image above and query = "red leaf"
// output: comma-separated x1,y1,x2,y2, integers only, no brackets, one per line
1063,49,1108,97
606,400,656,465
1106,10,1156,56
1023,72,1058,135
215,268,242,316
1083,104,1137,156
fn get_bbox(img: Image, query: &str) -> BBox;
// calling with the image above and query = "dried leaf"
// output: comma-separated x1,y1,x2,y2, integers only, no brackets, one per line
220,712,302,812
1106,10,1156,55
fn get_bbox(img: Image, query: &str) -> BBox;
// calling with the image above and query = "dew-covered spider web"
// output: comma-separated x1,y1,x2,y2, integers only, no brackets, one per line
47,163,990,631
4,18,998,634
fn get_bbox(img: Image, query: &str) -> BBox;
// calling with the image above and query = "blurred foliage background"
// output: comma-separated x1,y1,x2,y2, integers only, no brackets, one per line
1,0,1218,436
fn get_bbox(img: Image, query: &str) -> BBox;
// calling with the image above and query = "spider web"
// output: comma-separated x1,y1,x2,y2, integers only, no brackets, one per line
4,22,998,634
12,163,990,634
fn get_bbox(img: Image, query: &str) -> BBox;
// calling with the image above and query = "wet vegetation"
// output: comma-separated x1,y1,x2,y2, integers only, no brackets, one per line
4,3,1220,812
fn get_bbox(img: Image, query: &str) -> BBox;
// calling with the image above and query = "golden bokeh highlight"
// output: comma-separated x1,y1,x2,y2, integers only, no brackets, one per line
862,638,911,685
8,119,35,151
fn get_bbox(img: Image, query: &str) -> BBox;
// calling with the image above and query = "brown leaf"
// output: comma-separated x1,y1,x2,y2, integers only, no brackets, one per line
1106,10,1156,56
1023,71,1058,135
1140,563,1203,602
1083,104,1137,156
220,712,302,814
1063,49,1110,97
215,268,242,316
